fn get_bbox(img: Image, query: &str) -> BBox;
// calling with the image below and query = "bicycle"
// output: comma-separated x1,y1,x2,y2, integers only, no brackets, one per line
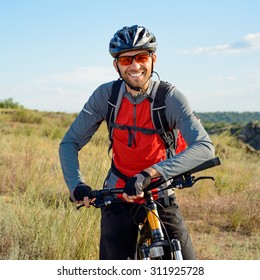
77,157,221,260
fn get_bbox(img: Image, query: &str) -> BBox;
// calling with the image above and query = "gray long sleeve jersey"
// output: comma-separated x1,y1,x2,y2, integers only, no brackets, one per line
59,79,215,192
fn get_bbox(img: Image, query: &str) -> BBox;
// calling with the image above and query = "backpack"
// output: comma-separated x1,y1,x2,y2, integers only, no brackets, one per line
106,79,187,157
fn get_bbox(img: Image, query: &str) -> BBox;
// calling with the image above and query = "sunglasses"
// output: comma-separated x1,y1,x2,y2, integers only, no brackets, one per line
116,52,152,66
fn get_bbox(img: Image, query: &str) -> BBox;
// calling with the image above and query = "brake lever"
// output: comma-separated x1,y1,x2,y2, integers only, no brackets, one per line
76,201,105,210
192,176,215,184
76,204,85,210
76,194,116,210
167,175,214,189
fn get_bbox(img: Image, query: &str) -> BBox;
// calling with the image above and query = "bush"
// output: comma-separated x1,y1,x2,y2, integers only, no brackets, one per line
0,98,24,109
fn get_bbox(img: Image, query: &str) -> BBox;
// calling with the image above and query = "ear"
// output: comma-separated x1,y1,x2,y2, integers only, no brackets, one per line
113,60,119,72
152,53,157,64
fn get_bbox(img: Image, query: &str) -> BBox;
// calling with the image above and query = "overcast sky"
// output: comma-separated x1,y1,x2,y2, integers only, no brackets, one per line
1,0,260,113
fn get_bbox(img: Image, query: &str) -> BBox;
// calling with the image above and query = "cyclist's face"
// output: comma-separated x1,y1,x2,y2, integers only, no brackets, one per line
113,50,156,93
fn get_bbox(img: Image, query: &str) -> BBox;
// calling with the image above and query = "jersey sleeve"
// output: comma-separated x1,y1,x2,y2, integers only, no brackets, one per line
59,82,113,191
151,87,215,180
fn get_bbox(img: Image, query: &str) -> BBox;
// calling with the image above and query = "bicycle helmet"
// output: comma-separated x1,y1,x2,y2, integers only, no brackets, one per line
109,25,157,58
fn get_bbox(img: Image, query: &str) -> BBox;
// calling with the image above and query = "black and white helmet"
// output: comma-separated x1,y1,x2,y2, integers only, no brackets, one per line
109,25,157,58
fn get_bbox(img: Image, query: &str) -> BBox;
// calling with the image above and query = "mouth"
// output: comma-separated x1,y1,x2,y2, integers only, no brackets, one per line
129,72,143,78
125,71,150,91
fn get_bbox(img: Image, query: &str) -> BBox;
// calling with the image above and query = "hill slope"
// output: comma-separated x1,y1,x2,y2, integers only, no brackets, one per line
0,109,259,259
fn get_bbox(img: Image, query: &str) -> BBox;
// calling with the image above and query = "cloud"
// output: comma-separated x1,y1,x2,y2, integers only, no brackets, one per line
0,85,90,112
35,67,117,85
177,32,260,55
1,67,118,112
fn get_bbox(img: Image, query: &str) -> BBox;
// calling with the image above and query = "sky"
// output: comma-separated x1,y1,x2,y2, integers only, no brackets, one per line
1,0,260,113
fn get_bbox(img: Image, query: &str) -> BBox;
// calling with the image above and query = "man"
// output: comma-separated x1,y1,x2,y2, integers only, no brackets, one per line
59,25,215,260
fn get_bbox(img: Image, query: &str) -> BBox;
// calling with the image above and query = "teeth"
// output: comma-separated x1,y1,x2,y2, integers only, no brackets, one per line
130,73,142,77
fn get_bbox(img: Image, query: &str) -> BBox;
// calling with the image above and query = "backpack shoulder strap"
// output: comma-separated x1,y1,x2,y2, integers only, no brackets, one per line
152,81,171,131
152,81,179,205
152,81,178,152
106,79,124,141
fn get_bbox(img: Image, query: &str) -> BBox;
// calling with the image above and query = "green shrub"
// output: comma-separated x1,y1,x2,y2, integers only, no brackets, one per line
0,98,24,109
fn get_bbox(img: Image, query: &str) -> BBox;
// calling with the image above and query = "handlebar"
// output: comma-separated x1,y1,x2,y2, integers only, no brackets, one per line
145,156,221,191
76,157,221,210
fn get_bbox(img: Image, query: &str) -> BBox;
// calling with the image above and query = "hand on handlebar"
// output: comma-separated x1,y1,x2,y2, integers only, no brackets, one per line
74,158,221,209
123,171,152,203
71,183,93,207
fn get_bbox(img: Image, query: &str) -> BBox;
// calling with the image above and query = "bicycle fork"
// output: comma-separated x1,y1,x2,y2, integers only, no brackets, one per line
138,191,183,260
171,239,183,260
139,191,166,259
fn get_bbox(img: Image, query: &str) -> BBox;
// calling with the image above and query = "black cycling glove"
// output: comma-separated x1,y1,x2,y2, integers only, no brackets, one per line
72,183,92,201
124,171,152,196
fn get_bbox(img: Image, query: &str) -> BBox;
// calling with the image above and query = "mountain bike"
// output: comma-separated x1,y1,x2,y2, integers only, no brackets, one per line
77,157,221,260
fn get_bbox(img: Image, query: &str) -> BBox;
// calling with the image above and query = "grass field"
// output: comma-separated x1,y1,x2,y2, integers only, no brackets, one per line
0,109,259,260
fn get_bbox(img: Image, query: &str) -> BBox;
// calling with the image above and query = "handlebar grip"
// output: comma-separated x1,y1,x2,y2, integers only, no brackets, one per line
188,157,221,174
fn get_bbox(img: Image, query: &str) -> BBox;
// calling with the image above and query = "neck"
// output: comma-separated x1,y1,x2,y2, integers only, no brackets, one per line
126,80,150,96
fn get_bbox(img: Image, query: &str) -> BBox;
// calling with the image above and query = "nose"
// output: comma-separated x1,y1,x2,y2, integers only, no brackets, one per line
129,58,141,69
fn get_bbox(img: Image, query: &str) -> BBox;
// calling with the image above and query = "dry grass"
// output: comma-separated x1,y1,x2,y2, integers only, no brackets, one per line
176,133,260,259
0,109,259,260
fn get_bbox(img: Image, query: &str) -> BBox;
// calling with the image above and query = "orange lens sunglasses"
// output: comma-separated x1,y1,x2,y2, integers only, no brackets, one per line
116,52,152,66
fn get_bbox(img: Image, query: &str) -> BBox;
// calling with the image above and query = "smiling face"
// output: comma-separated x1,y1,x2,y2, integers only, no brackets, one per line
113,50,156,95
